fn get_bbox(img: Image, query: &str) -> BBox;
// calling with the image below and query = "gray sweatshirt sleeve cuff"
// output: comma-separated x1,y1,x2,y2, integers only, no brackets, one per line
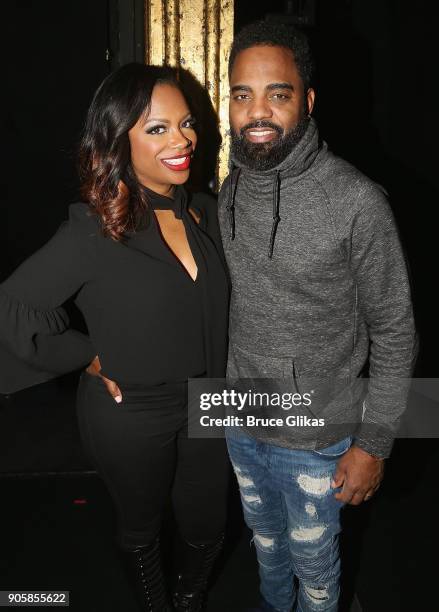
353,424,395,458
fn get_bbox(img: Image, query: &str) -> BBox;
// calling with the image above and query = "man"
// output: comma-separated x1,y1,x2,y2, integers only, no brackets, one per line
217,20,417,612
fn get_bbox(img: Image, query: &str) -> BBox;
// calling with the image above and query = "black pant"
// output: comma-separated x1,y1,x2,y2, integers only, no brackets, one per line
76,372,230,550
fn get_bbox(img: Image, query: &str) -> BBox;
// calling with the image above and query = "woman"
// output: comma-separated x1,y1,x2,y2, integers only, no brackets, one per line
0,64,230,611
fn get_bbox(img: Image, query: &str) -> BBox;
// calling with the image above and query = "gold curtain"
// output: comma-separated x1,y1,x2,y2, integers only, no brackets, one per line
145,0,233,189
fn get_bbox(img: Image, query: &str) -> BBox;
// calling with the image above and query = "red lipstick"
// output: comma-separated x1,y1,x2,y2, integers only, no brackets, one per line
160,154,192,171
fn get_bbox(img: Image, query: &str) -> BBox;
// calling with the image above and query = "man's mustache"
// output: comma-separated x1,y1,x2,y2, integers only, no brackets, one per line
238,121,283,138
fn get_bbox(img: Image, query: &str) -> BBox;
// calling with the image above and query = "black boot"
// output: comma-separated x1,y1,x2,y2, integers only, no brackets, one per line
123,537,172,611
172,533,224,612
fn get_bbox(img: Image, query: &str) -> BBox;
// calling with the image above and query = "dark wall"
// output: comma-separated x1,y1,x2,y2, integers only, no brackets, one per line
3,0,110,274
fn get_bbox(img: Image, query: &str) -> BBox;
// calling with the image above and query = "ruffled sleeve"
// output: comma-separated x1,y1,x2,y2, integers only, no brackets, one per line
0,203,98,394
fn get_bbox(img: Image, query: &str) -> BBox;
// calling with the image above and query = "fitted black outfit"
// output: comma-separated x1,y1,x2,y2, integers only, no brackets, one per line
0,186,230,549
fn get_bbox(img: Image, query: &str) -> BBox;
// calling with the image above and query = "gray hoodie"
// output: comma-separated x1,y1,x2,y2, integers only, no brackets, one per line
218,118,418,458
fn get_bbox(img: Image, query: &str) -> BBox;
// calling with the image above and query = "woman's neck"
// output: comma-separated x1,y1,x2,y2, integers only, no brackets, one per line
141,182,175,199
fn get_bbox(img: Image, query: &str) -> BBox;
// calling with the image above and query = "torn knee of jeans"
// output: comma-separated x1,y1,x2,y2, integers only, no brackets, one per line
303,584,330,604
290,524,327,542
232,465,255,488
305,502,317,517
242,493,262,505
253,534,275,549
297,473,331,496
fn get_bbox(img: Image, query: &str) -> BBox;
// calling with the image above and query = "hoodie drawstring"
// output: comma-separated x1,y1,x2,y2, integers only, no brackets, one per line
226,167,281,258
226,166,241,241
268,170,281,258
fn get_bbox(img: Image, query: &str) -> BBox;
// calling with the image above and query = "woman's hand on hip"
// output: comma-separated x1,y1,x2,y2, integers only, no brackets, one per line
85,355,123,403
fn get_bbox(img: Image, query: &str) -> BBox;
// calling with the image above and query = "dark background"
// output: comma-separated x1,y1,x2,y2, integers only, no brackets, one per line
1,1,438,611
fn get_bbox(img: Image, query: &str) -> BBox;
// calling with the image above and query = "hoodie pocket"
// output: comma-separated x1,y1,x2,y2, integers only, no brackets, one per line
229,344,297,379
227,344,319,421
228,344,307,398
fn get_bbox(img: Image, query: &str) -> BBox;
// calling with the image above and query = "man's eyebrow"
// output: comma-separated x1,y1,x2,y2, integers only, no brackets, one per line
231,83,295,94
231,84,252,93
266,83,294,92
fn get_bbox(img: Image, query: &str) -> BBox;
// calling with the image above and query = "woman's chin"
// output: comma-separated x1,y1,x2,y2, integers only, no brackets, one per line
170,169,191,184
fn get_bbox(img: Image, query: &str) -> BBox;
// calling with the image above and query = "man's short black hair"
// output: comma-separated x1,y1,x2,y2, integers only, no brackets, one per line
228,20,315,91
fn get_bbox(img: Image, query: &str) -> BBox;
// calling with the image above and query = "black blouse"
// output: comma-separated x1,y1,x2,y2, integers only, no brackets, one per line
0,186,230,393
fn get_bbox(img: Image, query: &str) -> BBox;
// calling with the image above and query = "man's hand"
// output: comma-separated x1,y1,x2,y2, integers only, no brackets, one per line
85,355,123,404
331,445,384,505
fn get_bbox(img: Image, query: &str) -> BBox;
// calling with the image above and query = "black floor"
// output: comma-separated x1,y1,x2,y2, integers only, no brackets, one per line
0,474,359,612
1,380,438,611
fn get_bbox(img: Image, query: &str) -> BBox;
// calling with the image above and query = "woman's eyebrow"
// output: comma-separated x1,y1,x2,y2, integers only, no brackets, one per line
144,113,193,124
144,117,170,124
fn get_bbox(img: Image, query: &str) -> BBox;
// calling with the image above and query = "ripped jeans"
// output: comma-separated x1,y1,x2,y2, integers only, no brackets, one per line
226,430,352,612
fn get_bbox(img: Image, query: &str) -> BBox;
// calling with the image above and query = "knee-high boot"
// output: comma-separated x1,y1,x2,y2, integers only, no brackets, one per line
123,537,172,611
172,533,224,612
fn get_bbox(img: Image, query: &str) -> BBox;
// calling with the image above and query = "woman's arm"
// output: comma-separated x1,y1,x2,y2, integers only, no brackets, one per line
0,203,97,393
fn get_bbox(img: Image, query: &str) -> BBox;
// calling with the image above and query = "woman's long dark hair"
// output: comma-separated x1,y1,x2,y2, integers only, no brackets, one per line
79,63,181,240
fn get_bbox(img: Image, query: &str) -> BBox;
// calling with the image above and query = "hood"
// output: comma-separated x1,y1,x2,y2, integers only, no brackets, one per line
225,117,323,258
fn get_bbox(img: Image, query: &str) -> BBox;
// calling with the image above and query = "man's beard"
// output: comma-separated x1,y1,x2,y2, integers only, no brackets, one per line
230,115,310,171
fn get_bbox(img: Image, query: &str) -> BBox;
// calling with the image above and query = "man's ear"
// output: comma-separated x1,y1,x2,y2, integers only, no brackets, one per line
306,88,316,116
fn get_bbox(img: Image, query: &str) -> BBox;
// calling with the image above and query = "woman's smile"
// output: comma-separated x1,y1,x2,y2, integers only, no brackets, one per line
160,152,192,171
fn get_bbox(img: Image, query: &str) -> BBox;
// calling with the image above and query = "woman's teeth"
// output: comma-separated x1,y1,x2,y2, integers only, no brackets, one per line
161,155,191,171
164,156,188,165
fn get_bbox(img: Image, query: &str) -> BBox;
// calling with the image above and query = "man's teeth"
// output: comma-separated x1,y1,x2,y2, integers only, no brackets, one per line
163,157,188,165
248,130,274,136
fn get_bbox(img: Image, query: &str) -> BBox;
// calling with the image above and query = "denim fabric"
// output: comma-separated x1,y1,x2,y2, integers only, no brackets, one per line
226,429,353,612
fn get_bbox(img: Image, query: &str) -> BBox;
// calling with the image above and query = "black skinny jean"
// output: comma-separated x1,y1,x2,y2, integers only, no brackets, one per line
76,372,230,550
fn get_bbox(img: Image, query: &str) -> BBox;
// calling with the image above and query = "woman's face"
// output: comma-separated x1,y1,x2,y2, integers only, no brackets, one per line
128,83,197,195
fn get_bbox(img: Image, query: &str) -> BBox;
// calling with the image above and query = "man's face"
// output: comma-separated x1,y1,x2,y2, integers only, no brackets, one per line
229,45,315,170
